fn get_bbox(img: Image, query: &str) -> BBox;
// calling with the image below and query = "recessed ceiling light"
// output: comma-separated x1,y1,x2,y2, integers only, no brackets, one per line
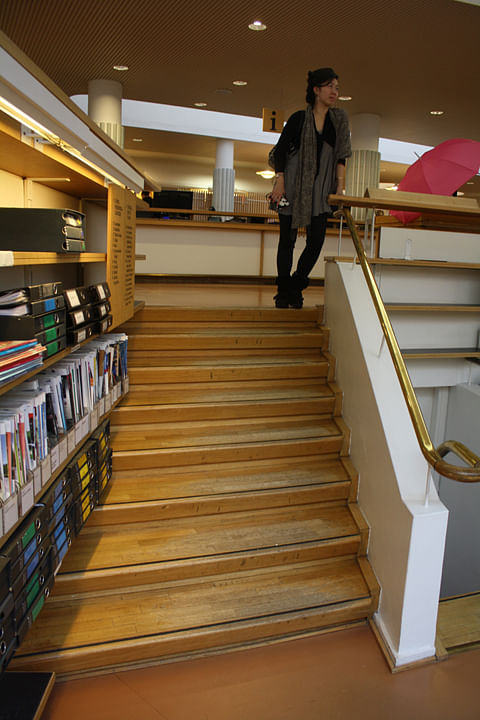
233,80,248,86
113,65,129,71
249,20,267,31
430,110,444,115
338,96,352,102
132,138,143,142
194,102,207,107
215,88,232,95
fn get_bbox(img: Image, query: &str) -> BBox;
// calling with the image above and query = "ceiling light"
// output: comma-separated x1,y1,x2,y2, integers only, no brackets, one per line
233,80,248,86
249,20,267,31
0,95,61,144
132,138,143,142
194,102,207,107
338,96,352,102
456,191,465,196
113,65,129,71
256,170,275,179
215,88,232,95
430,110,444,115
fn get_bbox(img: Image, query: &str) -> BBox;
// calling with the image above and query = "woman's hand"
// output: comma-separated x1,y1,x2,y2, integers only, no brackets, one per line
271,174,285,203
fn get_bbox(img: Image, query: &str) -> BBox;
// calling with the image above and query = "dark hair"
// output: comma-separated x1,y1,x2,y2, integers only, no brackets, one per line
306,67,338,105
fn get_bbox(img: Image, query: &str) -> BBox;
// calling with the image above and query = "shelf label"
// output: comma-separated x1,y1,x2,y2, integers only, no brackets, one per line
59,437,68,465
2,494,19,533
105,393,112,412
41,456,52,487
91,405,99,430
81,414,90,437
50,444,60,473
20,479,35,515
33,466,42,495
67,429,76,455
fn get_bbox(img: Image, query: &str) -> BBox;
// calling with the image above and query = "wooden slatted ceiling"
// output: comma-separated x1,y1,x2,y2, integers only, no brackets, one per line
1,0,479,149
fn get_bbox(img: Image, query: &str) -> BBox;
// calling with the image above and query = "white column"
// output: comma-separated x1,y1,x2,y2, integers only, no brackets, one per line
212,139,235,213
346,113,381,221
88,79,124,148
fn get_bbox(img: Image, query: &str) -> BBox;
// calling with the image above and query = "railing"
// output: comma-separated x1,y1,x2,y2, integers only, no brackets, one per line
330,191,480,483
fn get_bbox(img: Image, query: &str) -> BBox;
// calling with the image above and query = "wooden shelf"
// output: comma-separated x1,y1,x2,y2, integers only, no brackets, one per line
9,251,106,266
386,303,480,313
327,257,480,271
0,114,109,199
403,348,480,360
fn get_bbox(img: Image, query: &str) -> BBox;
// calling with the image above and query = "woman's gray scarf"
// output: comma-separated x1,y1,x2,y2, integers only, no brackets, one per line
292,105,317,229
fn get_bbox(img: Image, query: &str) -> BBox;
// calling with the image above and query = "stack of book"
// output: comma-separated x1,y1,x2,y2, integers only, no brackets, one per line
0,340,45,385
0,282,66,361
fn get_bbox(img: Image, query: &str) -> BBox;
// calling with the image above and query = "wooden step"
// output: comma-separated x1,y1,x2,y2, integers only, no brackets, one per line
56,502,359,574
124,306,323,325
127,358,329,385
120,378,336,406
127,348,324,365
112,435,345,471
110,414,342,452
52,537,361,596
10,557,374,675
110,392,340,425
127,330,325,352
103,455,352,504
92,483,352,526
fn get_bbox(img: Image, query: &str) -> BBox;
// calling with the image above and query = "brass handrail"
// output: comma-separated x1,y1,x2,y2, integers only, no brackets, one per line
336,204,480,483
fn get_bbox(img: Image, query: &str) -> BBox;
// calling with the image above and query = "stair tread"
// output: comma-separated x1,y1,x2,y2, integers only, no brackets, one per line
58,503,359,574
104,457,349,504
15,558,369,657
126,307,321,322
128,355,328,368
111,416,341,452
111,396,336,423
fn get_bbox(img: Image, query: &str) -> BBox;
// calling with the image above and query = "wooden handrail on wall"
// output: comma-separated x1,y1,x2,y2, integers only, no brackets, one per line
329,190,480,483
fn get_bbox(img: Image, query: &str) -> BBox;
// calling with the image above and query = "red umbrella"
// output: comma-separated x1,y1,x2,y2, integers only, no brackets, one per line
390,138,480,224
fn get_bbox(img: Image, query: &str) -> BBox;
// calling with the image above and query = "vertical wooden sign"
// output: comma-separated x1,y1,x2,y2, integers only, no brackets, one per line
107,185,136,328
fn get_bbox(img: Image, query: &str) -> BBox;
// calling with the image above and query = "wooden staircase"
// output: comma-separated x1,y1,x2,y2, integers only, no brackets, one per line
10,305,379,677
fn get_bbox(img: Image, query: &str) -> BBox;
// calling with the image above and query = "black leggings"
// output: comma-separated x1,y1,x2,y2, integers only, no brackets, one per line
277,213,329,279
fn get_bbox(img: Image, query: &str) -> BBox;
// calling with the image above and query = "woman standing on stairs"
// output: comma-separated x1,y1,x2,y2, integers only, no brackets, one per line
269,67,352,308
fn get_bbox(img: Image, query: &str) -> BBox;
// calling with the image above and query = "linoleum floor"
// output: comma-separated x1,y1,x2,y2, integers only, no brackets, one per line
42,625,480,720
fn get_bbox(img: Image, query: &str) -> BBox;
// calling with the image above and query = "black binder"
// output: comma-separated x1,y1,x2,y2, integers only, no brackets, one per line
0,309,66,341
0,208,86,252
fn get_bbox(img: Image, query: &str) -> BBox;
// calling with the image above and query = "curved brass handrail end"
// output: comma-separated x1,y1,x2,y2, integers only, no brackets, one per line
434,441,480,482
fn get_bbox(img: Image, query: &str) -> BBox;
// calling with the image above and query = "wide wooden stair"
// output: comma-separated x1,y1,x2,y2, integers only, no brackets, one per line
10,305,379,676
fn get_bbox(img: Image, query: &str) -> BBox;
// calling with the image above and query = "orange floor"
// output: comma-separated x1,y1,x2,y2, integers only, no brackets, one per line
42,626,480,720
41,282,480,718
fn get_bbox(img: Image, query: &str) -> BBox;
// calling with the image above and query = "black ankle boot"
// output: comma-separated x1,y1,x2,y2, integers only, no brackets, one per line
288,273,309,308
274,276,290,308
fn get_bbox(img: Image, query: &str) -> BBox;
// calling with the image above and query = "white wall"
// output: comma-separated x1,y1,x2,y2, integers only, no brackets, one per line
379,226,480,264
325,260,448,667
440,384,480,597
135,224,356,280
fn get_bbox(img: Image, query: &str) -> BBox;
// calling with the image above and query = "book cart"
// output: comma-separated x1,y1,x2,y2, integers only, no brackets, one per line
0,33,142,719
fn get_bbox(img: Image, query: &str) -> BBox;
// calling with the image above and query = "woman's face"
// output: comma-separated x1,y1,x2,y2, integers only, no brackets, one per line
314,80,339,107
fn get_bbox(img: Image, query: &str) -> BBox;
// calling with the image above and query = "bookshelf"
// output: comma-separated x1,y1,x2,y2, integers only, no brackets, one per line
0,35,144,709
